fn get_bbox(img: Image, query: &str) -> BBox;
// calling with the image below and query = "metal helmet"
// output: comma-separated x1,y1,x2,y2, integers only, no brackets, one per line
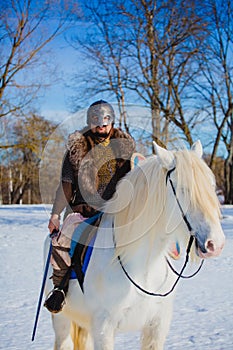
87,100,115,126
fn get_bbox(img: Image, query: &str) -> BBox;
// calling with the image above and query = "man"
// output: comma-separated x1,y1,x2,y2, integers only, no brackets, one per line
44,100,136,313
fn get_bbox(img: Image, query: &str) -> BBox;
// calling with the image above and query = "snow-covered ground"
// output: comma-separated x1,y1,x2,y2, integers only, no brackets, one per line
0,204,232,350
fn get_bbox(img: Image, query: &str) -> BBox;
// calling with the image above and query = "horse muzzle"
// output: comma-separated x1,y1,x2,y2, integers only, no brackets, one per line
195,237,225,258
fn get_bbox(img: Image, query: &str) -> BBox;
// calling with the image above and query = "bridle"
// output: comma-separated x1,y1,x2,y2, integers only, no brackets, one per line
165,168,204,280
114,167,204,297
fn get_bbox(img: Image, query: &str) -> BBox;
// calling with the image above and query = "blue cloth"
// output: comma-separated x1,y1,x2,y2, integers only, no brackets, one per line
69,212,102,280
69,212,102,258
69,234,97,279
70,269,77,279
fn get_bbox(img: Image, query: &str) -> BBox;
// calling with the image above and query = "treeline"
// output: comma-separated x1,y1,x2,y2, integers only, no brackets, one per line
0,115,65,204
0,112,227,205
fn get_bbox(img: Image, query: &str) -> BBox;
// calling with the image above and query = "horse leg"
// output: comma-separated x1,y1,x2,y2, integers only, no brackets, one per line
91,312,114,350
52,313,73,350
141,305,173,350
70,323,93,350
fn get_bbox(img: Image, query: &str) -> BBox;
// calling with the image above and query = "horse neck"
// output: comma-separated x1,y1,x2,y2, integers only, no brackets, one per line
108,158,183,271
113,166,178,267
114,210,172,271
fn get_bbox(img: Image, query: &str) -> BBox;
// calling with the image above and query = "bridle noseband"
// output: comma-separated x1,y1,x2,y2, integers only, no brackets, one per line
114,167,204,297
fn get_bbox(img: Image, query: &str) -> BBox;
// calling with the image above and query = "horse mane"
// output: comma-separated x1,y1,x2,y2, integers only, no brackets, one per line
174,149,221,223
104,148,221,261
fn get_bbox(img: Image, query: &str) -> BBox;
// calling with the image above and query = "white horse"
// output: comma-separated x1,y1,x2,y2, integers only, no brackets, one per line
44,141,225,350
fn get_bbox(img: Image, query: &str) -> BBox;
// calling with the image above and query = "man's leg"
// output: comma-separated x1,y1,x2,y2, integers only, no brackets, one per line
44,232,71,313
44,213,86,313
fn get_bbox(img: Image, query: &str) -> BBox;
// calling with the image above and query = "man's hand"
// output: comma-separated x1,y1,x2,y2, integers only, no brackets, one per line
48,214,60,233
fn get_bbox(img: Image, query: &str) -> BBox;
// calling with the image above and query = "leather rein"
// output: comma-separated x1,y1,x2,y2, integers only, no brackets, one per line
114,167,204,297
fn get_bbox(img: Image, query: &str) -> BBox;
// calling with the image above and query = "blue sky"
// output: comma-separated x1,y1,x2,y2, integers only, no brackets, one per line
39,33,78,123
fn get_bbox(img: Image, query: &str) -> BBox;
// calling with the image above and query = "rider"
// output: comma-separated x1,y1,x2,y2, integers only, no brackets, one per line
44,100,136,313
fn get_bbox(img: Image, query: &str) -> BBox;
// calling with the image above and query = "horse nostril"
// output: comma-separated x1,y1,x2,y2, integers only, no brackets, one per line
206,240,215,252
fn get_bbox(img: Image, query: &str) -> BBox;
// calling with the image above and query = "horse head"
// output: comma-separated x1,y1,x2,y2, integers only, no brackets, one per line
154,140,225,259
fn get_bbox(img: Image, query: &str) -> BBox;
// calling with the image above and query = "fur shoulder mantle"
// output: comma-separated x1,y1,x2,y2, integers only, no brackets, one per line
66,127,135,171
66,128,88,166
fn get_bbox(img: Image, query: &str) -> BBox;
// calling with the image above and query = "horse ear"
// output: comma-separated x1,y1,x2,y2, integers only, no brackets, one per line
191,140,203,158
153,141,175,169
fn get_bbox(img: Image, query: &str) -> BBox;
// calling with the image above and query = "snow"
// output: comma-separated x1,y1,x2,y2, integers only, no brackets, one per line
0,204,232,350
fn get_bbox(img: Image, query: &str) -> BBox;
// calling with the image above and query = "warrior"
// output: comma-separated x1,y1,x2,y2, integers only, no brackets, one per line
44,100,136,313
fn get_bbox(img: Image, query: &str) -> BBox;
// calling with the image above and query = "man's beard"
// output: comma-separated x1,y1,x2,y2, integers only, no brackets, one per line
94,131,110,140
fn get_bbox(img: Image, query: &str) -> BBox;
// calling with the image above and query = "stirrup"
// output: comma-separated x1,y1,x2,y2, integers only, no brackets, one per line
44,287,66,314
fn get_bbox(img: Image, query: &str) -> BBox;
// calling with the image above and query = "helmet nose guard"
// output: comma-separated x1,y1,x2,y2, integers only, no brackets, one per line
87,100,115,126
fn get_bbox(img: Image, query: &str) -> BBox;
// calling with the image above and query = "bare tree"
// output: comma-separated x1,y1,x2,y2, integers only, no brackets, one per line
191,0,233,203
0,0,77,119
68,0,130,130
119,0,208,145
70,0,207,146
0,114,63,204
